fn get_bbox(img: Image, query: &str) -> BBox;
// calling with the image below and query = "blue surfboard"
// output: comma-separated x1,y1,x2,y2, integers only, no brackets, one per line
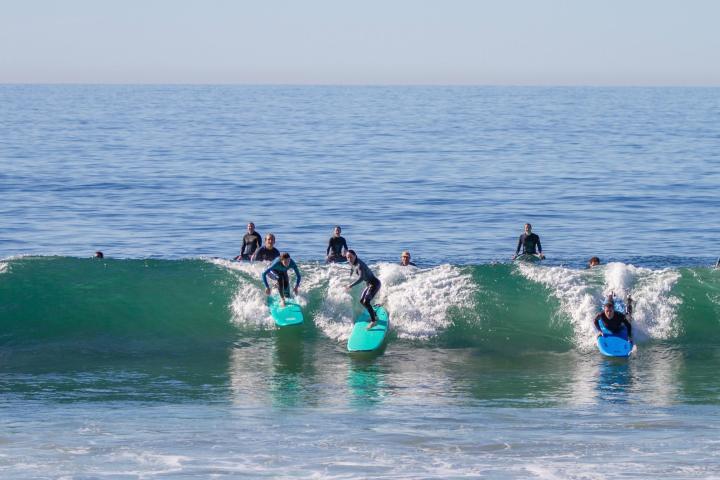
596,298,634,357
347,306,390,352
267,295,304,327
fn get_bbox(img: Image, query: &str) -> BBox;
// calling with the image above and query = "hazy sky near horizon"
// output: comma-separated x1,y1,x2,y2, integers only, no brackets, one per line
1,0,719,85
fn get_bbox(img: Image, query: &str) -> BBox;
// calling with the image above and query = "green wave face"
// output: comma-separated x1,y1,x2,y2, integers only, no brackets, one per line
2,258,719,356
0,257,239,353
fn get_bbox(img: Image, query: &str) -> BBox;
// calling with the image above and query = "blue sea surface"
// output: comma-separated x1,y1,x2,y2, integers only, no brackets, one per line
1,86,720,478
2,85,718,265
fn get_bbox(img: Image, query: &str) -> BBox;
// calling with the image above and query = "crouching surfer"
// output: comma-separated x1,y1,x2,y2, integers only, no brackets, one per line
262,252,301,308
594,296,633,343
345,250,381,330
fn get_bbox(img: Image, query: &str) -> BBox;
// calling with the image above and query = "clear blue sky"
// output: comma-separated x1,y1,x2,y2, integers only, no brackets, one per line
1,0,718,85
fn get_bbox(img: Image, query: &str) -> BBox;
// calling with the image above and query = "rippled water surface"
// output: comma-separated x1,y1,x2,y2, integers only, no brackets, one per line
1,86,720,478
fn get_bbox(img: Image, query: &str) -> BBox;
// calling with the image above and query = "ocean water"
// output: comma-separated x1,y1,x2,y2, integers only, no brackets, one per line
1,85,720,478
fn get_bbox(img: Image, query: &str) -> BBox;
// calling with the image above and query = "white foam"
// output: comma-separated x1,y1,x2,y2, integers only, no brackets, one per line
210,258,276,328
377,263,475,341
517,262,600,351
314,263,475,342
0,262,7,275
517,262,682,350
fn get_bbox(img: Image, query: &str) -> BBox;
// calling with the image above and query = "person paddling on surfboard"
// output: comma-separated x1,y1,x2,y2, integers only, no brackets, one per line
513,223,545,261
252,233,280,262
262,252,301,308
326,226,349,263
234,222,262,261
344,250,382,330
594,296,633,343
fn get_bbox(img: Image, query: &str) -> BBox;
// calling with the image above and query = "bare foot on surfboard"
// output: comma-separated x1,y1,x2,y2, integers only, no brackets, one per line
366,321,377,330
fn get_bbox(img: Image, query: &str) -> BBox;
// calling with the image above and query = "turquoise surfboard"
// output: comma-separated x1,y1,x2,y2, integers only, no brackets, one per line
596,298,634,357
347,306,390,352
267,295,304,327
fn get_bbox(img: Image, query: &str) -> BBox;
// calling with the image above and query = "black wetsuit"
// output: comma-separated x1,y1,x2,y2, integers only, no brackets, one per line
326,236,348,263
594,311,632,338
240,232,262,260
349,258,381,322
401,261,417,267
516,233,542,256
252,246,280,262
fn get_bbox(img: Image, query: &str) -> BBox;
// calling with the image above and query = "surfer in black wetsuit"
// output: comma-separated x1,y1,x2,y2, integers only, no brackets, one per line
513,223,545,260
594,298,633,342
345,250,382,329
400,250,416,267
252,233,280,262
235,222,262,261
326,226,348,263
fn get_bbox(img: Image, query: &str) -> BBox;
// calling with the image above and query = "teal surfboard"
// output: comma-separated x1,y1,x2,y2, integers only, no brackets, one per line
267,295,304,327
347,306,389,352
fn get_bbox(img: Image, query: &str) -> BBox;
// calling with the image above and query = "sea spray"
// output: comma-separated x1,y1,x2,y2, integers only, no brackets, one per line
516,262,600,351
376,263,475,340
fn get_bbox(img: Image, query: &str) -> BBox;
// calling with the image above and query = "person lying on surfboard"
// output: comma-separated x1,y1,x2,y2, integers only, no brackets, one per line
252,233,280,262
513,223,545,260
344,250,382,330
594,297,633,343
326,225,349,263
262,252,301,308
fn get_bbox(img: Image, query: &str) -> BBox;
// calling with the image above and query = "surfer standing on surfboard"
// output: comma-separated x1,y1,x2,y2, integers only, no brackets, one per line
594,297,633,343
262,252,301,308
513,223,545,260
345,250,382,330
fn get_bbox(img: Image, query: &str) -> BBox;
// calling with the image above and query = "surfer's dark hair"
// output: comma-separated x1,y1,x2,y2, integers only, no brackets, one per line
347,249,356,257
280,252,290,260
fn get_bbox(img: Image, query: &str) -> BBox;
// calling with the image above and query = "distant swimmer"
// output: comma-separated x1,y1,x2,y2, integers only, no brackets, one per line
594,297,633,343
588,256,601,268
94,251,104,259
262,252,301,307
326,226,349,263
513,223,545,260
235,222,262,261
345,250,382,330
252,233,280,262
400,250,416,267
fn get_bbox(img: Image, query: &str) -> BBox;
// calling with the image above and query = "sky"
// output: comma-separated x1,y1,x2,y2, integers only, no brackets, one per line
1,0,719,86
